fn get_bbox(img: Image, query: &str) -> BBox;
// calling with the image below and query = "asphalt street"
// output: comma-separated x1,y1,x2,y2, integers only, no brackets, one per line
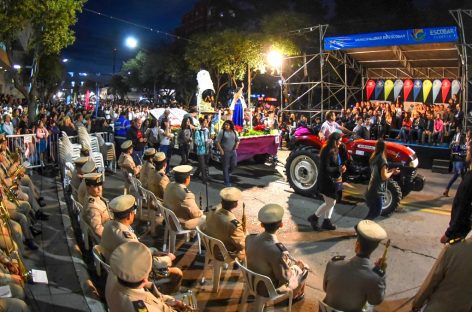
185,149,458,311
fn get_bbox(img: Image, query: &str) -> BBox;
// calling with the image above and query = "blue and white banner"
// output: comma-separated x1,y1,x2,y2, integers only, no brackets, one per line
324,26,458,51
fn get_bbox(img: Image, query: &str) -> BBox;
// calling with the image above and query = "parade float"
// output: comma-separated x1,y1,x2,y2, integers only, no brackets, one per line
197,70,280,164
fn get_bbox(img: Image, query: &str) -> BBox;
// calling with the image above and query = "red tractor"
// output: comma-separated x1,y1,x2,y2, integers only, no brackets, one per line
286,130,425,215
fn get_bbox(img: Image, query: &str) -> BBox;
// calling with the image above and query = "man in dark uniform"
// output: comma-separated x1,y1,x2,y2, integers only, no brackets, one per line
246,203,308,300
203,187,246,261
323,220,387,311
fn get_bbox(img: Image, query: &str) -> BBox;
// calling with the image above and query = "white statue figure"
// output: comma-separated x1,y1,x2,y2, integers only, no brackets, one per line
196,70,215,112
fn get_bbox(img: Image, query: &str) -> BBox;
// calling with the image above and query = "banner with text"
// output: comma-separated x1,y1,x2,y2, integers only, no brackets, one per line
324,26,458,50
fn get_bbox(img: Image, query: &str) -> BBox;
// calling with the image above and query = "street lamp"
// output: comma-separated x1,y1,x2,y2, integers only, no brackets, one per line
267,49,284,112
113,36,138,74
267,50,283,71
125,36,138,49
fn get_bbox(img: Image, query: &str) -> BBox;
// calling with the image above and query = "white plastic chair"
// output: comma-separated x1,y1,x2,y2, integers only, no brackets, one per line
91,152,106,181
196,226,238,293
70,194,83,217
236,258,293,312
92,245,111,277
318,301,344,312
96,132,116,172
71,143,82,161
90,136,100,153
138,186,158,237
129,176,143,218
162,207,201,255
79,215,101,251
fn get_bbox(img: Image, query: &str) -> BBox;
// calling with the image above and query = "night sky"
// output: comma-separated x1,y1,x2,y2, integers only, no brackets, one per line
62,0,198,76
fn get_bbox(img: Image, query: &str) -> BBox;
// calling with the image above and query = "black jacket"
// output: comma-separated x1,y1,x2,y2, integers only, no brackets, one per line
127,126,146,152
445,171,472,239
318,148,342,198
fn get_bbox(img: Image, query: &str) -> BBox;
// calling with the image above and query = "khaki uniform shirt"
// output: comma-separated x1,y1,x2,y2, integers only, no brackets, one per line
203,207,245,260
246,232,303,291
83,195,112,238
323,256,386,311
105,274,176,312
118,153,137,175
139,161,155,189
78,180,87,207
100,220,171,268
412,238,472,312
148,170,169,200
163,182,202,229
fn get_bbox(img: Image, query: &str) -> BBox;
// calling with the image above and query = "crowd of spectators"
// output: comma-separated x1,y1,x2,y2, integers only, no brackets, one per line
0,92,467,166
280,98,465,146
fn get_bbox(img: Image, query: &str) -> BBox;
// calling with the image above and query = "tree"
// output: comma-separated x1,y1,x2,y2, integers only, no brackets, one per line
185,28,299,105
0,0,86,119
36,54,65,103
108,75,129,99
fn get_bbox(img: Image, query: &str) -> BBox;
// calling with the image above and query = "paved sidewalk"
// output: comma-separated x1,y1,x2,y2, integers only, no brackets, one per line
23,169,105,312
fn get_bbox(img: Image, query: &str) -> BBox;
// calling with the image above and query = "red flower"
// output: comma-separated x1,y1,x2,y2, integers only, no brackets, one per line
253,124,266,131
234,125,243,133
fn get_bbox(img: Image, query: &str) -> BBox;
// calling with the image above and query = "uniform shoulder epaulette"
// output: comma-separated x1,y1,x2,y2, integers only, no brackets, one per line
331,255,345,262
123,231,133,239
132,300,148,312
88,197,94,203
159,172,164,177
184,187,190,193
230,219,240,227
275,242,288,252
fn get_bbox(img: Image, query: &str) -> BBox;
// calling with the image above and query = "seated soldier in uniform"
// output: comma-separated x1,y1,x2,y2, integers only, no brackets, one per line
139,148,156,189
82,173,113,238
100,195,183,295
148,152,169,200
71,156,88,196
118,140,141,194
0,185,39,250
77,160,97,206
163,165,205,230
323,220,387,311
246,204,308,301
0,151,48,221
105,241,190,312
203,187,245,261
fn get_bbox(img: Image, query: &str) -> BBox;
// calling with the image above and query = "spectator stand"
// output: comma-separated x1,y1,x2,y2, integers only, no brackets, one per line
281,19,472,169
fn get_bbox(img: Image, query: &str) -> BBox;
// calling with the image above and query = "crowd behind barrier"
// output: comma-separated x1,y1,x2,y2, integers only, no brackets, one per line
5,132,114,169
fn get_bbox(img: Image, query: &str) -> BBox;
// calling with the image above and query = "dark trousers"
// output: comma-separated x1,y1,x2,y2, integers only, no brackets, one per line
194,154,210,182
222,150,237,185
364,196,383,220
179,143,190,165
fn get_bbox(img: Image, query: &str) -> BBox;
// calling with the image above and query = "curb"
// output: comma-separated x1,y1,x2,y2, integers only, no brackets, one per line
55,176,107,312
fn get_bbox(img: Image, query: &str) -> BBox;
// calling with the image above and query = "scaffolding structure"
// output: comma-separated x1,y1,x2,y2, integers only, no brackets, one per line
283,13,471,125
281,25,363,122
450,9,472,126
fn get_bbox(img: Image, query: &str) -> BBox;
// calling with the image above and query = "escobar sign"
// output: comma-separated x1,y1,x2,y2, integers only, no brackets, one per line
324,26,458,51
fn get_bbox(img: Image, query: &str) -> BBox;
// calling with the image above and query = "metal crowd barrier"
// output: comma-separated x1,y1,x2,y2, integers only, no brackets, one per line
6,131,114,169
